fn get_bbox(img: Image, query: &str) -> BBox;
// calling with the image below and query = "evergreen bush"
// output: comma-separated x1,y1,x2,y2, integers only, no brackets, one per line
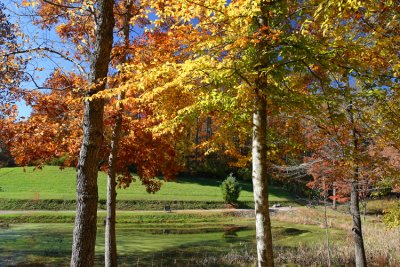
221,174,241,204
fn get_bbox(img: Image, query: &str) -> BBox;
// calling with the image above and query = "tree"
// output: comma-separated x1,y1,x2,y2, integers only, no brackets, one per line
0,3,28,170
0,3,27,118
104,1,134,265
126,1,327,266
4,1,398,266
303,2,400,265
3,3,181,265
68,0,115,264
304,83,370,266
3,71,83,168
221,173,241,204
7,0,115,264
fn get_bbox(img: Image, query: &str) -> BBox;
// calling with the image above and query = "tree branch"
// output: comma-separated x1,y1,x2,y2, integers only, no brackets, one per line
0,46,87,77
41,0,80,9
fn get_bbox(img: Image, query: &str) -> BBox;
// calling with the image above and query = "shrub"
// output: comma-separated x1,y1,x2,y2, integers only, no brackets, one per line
384,203,400,228
221,174,241,204
370,180,393,198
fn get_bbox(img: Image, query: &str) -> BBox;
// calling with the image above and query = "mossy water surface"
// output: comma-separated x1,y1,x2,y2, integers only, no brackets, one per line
0,221,344,266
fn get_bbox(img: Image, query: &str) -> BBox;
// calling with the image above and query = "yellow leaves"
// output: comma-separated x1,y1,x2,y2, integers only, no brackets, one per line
249,0,261,14
21,0,39,7
393,63,400,78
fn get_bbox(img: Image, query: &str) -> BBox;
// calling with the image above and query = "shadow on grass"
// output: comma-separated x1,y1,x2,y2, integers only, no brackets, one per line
282,227,310,236
169,175,296,205
171,175,254,192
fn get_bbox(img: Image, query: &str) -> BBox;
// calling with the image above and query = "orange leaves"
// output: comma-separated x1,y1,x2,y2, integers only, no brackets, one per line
1,4,28,104
3,69,83,167
249,25,282,46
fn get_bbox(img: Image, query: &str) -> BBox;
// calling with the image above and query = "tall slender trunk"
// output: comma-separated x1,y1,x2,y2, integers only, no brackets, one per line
195,117,200,162
361,180,367,222
252,89,274,267
71,0,114,266
350,179,367,267
206,116,212,140
332,183,336,210
251,2,274,266
105,2,131,266
347,101,367,267
323,179,331,267
105,92,123,267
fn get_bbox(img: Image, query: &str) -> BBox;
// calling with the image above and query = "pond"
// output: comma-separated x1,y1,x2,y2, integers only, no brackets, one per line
0,223,256,266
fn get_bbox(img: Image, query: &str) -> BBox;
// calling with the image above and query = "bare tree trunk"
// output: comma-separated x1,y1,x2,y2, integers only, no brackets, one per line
250,2,274,266
105,93,123,267
252,89,274,267
105,146,118,267
105,2,132,266
195,117,200,162
206,116,212,140
361,180,367,222
347,101,367,267
323,179,331,267
71,0,114,266
332,183,336,210
350,179,367,267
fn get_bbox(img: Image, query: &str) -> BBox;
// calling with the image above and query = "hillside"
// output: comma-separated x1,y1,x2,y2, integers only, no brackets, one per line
0,166,294,209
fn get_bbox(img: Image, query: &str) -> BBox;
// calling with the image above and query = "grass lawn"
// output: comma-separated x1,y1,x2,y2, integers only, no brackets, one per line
0,166,294,203
0,210,257,226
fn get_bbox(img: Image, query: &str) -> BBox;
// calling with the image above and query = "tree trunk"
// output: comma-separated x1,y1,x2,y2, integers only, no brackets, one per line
71,0,114,266
105,1,132,265
195,117,200,162
323,179,331,267
251,2,274,266
105,93,123,267
350,179,367,267
252,89,274,267
206,116,212,140
332,183,336,210
347,101,367,267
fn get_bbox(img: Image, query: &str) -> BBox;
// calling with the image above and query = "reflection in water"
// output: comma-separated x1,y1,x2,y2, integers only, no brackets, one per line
223,226,246,238
0,224,255,266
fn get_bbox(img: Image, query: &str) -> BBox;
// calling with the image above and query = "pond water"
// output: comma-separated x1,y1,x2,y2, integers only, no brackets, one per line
0,223,256,266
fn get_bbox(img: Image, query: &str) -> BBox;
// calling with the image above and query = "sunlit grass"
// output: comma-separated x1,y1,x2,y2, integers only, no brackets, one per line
0,166,293,202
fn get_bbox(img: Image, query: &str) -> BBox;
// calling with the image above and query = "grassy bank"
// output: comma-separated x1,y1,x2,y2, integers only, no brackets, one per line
0,198,298,211
0,210,255,225
0,166,295,210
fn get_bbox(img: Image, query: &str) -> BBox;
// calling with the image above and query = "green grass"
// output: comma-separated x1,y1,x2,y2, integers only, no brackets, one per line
334,198,399,216
0,166,293,203
0,210,255,225
365,198,399,214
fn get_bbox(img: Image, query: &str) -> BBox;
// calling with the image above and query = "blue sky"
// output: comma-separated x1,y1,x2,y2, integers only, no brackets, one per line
5,1,154,118
16,100,31,118
4,1,80,118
